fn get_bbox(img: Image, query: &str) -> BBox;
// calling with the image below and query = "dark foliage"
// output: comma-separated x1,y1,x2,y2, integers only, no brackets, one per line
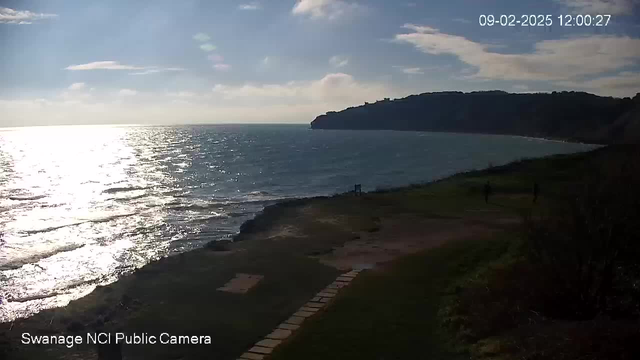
449,146,640,359
524,147,640,319
311,91,640,144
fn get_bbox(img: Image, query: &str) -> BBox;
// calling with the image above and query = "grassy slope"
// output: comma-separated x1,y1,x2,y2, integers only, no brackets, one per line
271,149,605,360
271,236,515,360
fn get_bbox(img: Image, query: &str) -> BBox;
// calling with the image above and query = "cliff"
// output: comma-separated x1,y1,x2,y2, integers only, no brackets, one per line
310,91,640,144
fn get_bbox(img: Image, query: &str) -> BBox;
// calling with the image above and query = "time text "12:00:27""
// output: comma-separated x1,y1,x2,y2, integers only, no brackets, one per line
478,14,611,27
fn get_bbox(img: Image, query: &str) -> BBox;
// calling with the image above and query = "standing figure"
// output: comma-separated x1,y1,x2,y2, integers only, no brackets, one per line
483,181,492,204
533,181,540,203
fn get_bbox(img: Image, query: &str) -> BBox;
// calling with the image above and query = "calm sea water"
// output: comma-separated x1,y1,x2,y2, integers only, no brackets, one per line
0,124,595,321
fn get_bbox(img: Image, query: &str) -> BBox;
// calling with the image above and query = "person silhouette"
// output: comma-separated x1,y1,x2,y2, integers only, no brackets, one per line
533,181,540,203
483,181,492,204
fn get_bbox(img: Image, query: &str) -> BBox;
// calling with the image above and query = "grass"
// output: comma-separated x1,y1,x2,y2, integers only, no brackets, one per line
271,235,513,360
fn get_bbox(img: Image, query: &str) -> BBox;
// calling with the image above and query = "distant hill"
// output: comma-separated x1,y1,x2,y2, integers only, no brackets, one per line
310,91,640,144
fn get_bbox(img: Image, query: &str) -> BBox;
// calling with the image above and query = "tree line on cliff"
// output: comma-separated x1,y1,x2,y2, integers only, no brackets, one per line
311,91,640,144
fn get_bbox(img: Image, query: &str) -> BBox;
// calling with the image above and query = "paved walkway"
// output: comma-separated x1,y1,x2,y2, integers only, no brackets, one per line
236,269,362,360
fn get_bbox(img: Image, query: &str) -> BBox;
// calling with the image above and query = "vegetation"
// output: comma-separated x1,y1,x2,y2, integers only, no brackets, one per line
311,91,640,144
271,236,513,360
271,146,640,360
447,146,640,360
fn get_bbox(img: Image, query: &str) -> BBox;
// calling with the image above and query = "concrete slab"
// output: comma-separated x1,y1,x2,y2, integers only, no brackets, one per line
255,339,282,348
217,273,264,294
299,306,318,312
285,316,305,325
317,292,335,297
248,346,273,354
293,311,314,318
305,302,325,308
266,328,292,340
240,352,265,360
278,323,300,331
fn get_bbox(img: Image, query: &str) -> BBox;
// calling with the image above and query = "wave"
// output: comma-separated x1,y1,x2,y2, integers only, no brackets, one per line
168,198,285,212
0,243,86,271
21,213,137,235
102,186,151,194
248,190,271,196
8,195,47,201
22,221,89,235
84,213,138,224
114,193,151,202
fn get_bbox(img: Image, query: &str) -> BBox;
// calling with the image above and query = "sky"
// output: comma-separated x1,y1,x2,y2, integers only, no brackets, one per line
1,0,640,127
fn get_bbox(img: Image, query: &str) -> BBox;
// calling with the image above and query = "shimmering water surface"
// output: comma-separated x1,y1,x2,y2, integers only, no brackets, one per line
0,124,595,321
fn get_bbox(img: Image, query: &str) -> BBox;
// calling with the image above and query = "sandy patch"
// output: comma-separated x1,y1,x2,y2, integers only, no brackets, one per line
314,216,500,271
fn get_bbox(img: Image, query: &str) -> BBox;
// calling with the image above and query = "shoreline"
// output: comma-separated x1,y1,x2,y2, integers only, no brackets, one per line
310,127,605,145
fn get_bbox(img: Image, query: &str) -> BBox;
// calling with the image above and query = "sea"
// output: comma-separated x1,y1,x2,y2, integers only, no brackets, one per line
0,124,596,322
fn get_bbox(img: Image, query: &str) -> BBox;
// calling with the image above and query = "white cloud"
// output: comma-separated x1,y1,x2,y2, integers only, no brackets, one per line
292,0,367,20
239,2,262,10
66,61,144,71
0,73,400,127
399,67,424,75
0,7,57,24
554,0,638,15
68,83,86,90
166,91,197,98
394,24,640,82
200,43,217,52
213,63,232,71
329,55,349,68
208,55,225,63
193,33,211,42
555,71,640,96
212,73,392,104
118,89,138,96
65,61,184,75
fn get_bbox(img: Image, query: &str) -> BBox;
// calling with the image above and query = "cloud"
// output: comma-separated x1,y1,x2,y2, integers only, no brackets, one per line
212,73,391,104
0,74,401,127
239,2,262,10
213,63,232,71
193,33,211,42
555,71,640,96
0,7,57,24
292,0,367,20
66,61,144,71
554,0,638,15
329,55,349,68
68,83,86,91
129,68,185,75
166,91,197,98
401,67,424,75
118,89,138,96
200,43,217,52
65,61,184,75
208,55,225,63
394,24,640,82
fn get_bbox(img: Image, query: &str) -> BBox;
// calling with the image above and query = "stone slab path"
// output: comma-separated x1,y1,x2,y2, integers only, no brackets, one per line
237,269,362,360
